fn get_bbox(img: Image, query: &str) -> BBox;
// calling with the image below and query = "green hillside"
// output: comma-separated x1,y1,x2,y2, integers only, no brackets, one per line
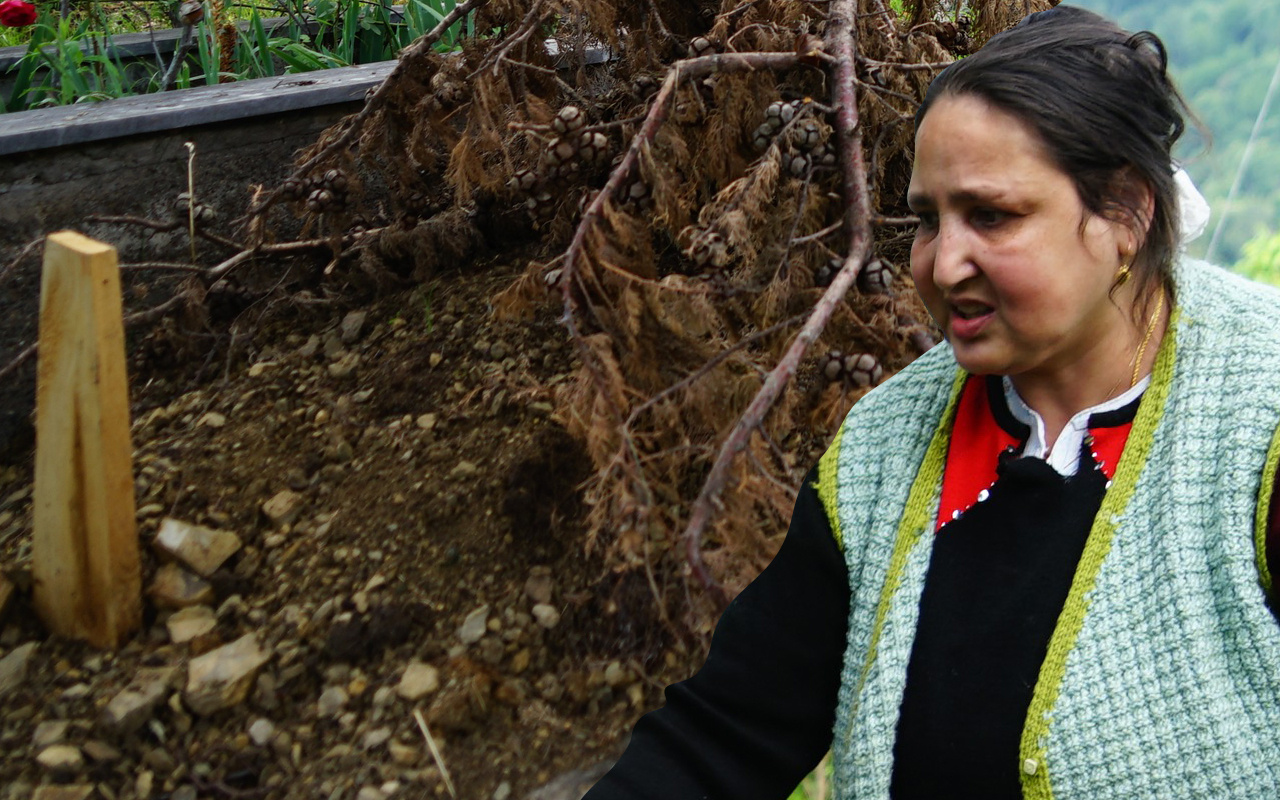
1068,0,1280,269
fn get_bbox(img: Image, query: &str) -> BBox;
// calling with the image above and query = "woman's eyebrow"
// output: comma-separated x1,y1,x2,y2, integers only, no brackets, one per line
908,187,1013,209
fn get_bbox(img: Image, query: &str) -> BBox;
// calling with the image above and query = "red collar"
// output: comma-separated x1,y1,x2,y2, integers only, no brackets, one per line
936,377,1134,532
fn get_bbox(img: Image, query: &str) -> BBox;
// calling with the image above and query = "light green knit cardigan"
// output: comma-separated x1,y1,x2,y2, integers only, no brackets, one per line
817,258,1280,799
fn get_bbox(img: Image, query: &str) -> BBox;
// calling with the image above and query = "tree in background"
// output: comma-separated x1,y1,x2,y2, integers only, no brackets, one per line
1233,230,1280,288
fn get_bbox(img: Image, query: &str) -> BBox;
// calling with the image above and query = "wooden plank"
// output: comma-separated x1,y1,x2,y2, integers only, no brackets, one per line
32,231,140,648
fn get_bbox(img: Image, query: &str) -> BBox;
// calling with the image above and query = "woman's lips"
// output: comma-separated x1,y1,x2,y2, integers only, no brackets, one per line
947,301,993,340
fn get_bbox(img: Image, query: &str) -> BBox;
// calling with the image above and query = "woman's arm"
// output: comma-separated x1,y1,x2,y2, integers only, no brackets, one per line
583,468,851,800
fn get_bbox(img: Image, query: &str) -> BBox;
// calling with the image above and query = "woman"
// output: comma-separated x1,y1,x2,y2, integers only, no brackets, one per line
585,7,1280,799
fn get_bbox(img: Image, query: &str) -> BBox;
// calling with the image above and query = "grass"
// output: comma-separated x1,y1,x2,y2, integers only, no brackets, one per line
3,0,465,111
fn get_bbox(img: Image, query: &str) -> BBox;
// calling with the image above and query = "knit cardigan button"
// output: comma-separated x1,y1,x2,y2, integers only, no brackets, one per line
1022,758,1039,776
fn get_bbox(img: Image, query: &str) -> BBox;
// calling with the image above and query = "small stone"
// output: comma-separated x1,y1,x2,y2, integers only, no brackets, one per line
314,408,331,426
248,718,275,746
172,787,197,800
153,517,242,576
458,605,490,644
396,662,440,701
317,686,349,718
247,361,274,378
136,771,154,798
429,352,443,368
373,686,395,707
262,490,304,526
357,788,382,800
323,333,347,360
32,720,70,747
101,666,179,734
388,742,419,766
489,342,508,360
510,649,531,674
415,414,437,431
340,310,368,344
328,352,360,379
166,605,217,643
532,604,560,629
523,567,554,605
147,564,214,609
604,661,629,688
298,335,321,358
143,747,175,773
493,781,512,800
450,461,479,480
362,727,392,750
0,641,37,697
36,744,84,774
185,634,272,716
32,786,94,800
81,739,121,762
61,682,91,700
137,503,165,517
197,412,226,428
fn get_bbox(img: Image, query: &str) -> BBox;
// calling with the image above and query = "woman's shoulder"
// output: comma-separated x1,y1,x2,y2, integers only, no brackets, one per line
1176,257,1280,340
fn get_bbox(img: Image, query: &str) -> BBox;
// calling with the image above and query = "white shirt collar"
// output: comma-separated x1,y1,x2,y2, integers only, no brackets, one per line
1002,376,1149,477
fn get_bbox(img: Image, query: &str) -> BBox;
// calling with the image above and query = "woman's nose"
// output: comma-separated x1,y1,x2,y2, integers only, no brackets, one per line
930,221,978,291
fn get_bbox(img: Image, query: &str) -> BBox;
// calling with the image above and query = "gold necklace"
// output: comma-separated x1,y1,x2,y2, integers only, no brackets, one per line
1130,292,1165,388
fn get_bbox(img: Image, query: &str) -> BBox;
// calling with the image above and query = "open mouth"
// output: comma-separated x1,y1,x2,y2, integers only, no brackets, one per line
950,301,993,321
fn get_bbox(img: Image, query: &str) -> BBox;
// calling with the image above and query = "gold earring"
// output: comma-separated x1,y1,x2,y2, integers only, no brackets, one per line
1115,257,1132,288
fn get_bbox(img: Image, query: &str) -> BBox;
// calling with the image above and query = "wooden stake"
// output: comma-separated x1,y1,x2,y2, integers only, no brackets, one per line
32,231,140,648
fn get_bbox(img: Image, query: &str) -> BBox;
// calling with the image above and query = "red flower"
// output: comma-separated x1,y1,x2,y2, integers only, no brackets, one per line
0,0,37,27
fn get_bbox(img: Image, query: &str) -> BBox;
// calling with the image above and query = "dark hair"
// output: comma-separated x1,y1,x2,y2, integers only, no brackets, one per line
916,6,1196,312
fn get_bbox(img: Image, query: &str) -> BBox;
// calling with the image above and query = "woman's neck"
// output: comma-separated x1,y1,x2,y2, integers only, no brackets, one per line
1012,293,1168,448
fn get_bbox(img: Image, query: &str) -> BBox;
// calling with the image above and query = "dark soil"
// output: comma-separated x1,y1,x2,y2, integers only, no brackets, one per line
0,255,702,800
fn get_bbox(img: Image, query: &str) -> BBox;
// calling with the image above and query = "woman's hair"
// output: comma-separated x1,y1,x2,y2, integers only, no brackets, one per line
916,6,1196,310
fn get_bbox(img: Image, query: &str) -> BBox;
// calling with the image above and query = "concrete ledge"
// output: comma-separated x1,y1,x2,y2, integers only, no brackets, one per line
0,61,394,157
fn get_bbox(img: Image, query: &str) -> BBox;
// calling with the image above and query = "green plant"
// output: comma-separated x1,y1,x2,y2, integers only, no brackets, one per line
2,0,468,110
1232,228,1280,287
17,14,142,109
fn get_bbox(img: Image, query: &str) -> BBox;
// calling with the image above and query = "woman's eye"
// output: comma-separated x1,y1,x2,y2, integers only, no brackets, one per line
971,208,1008,228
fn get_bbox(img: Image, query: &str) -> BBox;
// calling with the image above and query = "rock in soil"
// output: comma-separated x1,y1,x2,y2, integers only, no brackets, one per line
31,720,69,748
261,489,305,527
340,310,369,344
165,605,217,643
35,744,84,774
397,661,440,701
101,666,180,734
153,517,242,576
0,641,37,697
184,634,271,715
147,563,215,609
248,717,275,747
458,604,490,644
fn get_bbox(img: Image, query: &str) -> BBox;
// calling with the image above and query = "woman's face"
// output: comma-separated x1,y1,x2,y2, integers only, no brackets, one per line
908,94,1136,387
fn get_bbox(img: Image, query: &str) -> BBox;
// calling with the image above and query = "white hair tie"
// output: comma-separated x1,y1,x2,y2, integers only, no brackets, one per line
1174,166,1210,247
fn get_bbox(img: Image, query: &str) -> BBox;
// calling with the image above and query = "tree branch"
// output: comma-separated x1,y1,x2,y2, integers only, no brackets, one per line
679,0,875,599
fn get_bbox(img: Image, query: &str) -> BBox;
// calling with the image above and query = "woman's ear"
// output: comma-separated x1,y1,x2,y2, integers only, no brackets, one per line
1110,167,1157,248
